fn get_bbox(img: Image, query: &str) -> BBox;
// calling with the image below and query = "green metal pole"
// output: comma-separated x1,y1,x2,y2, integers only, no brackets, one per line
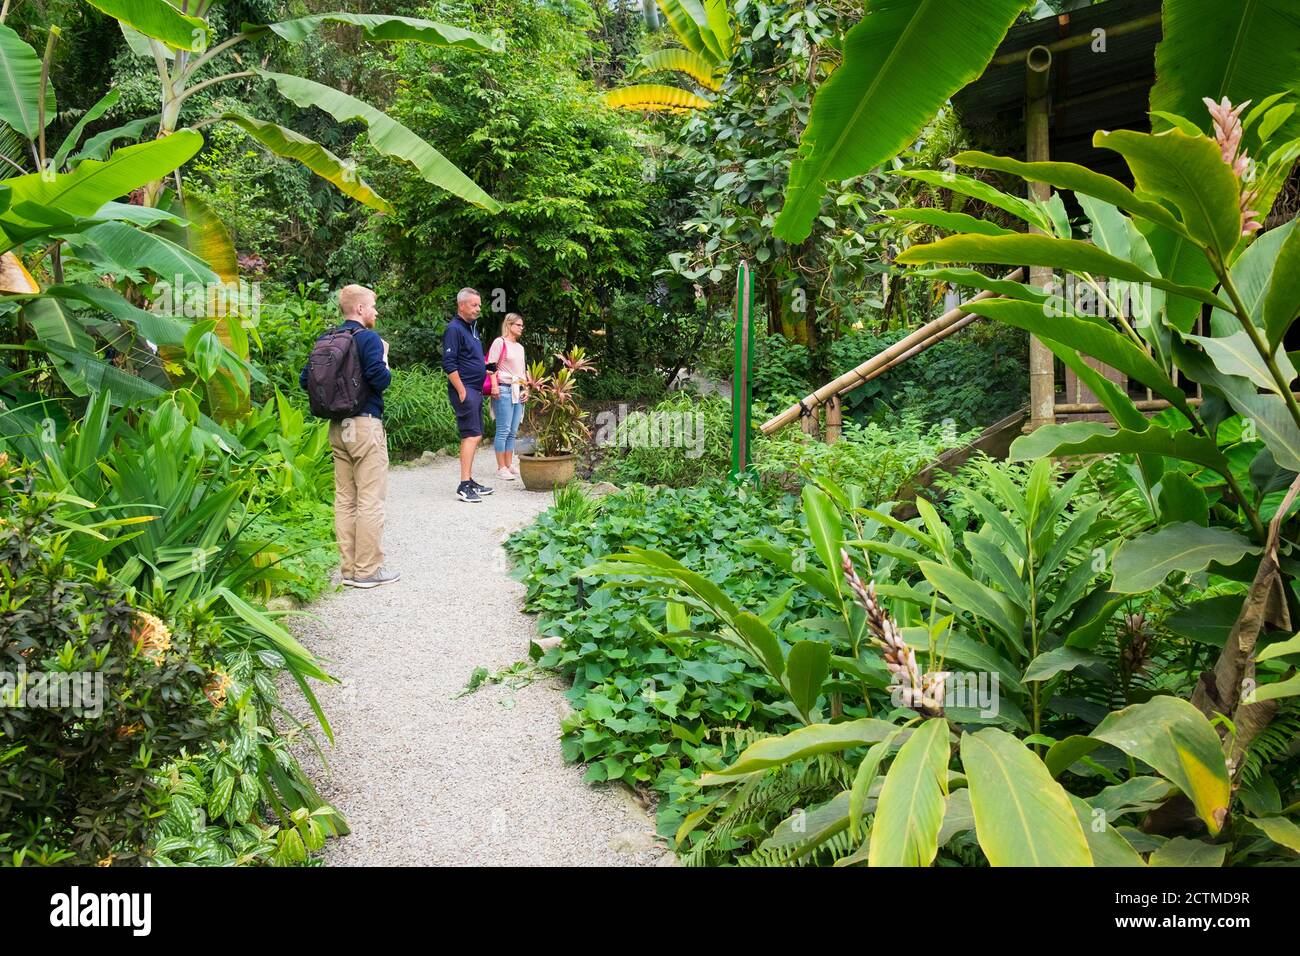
730,260,756,482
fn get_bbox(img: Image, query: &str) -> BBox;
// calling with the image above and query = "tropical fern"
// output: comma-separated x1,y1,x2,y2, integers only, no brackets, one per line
1239,703,1300,787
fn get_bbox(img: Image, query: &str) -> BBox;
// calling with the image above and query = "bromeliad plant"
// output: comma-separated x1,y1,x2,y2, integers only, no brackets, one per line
520,347,596,457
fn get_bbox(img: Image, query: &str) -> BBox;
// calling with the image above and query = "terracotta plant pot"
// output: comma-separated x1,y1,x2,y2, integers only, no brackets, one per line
518,453,577,491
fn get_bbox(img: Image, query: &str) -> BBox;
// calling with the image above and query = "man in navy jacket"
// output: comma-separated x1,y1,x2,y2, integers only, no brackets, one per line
300,284,398,588
441,287,494,502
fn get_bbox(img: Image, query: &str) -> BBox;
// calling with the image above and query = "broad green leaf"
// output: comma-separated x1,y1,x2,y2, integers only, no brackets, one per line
1147,836,1226,867
761,790,857,858
898,233,1228,310
602,84,713,111
25,298,95,393
952,150,1189,237
63,221,218,285
1257,630,1300,663
1150,0,1300,146
52,89,119,171
1166,595,1245,647
1263,218,1300,350
70,115,160,165
1187,330,1295,394
91,200,185,227
0,24,53,139
849,728,905,842
869,718,949,867
1090,696,1231,835
1023,647,1103,683
1141,219,1219,333
1112,522,1259,593
638,48,721,90
731,611,785,681
1009,422,1231,476
1045,734,1104,778
1248,815,1300,852
1250,672,1300,703
223,113,393,213
961,727,1093,866
654,0,712,56
785,640,831,721
701,718,902,779
936,788,975,847
118,22,171,60
918,560,1024,654
253,13,502,52
1090,777,1179,821
1095,128,1242,264
802,483,843,582
890,168,1051,231
82,0,210,51
1068,794,1147,866
703,0,732,59
1156,470,1209,527
913,267,1054,306
774,0,1025,242
885,207,1016,237
1,132,202,234
1210,218,1293,340
259,71,501,212
29,284,188,346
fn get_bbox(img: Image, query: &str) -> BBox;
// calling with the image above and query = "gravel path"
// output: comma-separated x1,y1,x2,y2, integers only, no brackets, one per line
287,448,672,866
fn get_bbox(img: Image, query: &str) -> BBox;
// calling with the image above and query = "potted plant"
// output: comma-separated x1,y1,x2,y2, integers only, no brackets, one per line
517,347,595,491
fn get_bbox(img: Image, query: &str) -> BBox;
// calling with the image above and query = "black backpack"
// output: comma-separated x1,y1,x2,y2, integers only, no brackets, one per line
304,326,371,420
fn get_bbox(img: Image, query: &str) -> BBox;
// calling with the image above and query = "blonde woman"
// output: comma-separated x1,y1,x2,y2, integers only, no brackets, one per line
487,313,527,479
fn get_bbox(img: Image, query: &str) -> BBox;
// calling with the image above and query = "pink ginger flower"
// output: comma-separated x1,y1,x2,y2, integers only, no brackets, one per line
1204,96,1262,236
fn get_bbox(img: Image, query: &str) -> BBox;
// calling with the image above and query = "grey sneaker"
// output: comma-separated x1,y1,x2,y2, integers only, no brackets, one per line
470,479,494,496
349,567,400,589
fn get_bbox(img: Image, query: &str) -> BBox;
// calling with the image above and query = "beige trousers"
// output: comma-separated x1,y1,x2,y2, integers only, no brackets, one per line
329,416,388,579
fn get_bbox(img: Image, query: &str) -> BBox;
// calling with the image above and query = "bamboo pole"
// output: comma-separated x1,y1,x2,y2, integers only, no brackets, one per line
990,12,1161,66
1025,45,1057,433
759,269,1024,435
824,395,842,444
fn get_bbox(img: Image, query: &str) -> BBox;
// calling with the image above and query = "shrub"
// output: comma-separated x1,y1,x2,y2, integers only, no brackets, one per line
0,467,220,866
383,365,464,459
593,392,732,487
754,416,979,502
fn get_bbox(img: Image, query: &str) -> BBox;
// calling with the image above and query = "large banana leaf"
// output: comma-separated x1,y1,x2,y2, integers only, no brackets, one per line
773,0,1025,243
1089,697,1232,835
25,298,96,393
0,23,53,140
602,84,713,112
258,71,501,213
1150,0,1300,144
869,718,948,867
0,250,37,293
222,113,393,213
69,115,161,166
81,0,210,51
703,0,733,60
961,728,1093,866
638,48,722,90
62,221,218,286
0,132,202,235
7,284,188,345
655,0,713,56
249,13,503,52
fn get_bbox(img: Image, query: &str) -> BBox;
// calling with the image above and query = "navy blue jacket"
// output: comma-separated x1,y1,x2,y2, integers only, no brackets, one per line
441,315,486,391
300,320,391,418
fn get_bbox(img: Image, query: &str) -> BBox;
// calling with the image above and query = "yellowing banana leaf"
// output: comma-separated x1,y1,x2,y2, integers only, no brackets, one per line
250,13,503,53
638,48,721,90
774,0,1025,243
82,0,210,51
258,71,501,213
602,84,713,112
0,250,37,293
223,113,393,214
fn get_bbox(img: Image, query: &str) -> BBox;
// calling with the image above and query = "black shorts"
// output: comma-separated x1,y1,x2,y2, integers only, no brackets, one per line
449,384,483,438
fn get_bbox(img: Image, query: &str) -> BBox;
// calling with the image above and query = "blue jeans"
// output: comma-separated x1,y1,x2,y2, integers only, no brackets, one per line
492,391,525,453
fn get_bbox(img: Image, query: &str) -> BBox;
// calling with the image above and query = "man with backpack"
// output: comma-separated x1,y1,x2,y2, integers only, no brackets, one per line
300,284,399,588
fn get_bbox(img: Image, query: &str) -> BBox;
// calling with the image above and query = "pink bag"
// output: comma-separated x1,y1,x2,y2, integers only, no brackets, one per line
483,339,506,393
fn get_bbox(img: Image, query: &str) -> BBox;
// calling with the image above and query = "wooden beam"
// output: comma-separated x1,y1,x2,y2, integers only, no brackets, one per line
758,269,1024,435
990,11,1162,67
1025,45,1056,433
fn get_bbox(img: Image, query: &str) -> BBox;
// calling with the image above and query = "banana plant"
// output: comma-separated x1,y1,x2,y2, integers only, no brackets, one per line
603,0,732,112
